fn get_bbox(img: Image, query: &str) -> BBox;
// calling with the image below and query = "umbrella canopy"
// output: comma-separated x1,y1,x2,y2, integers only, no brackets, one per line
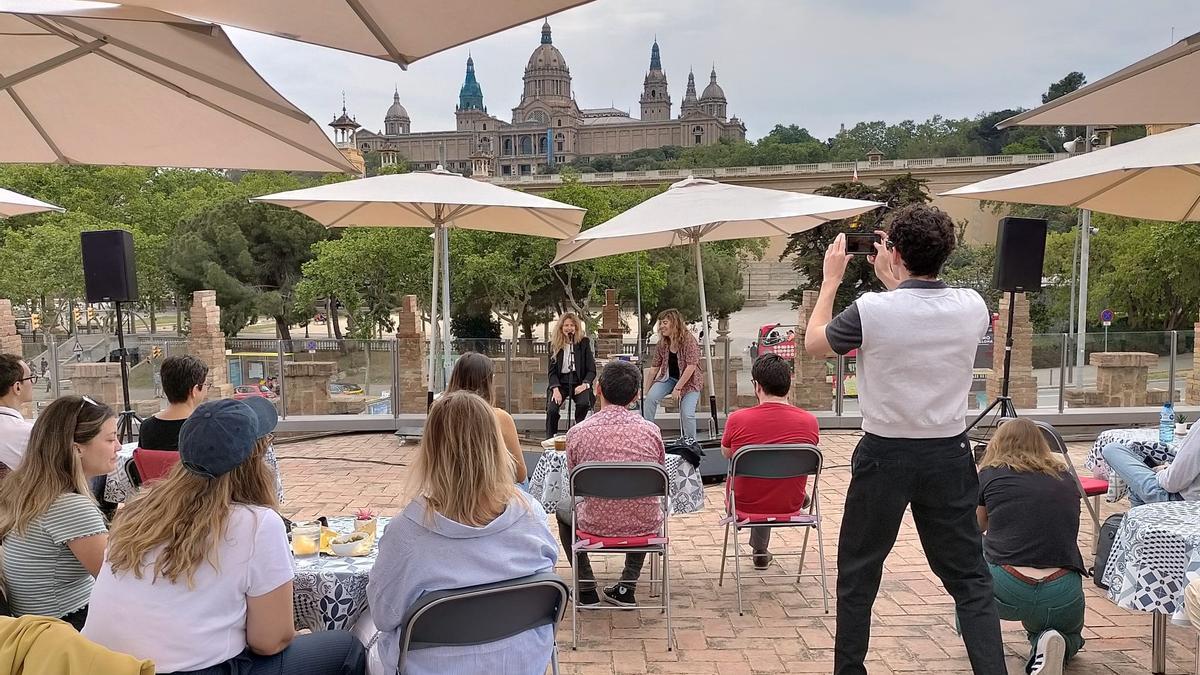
999,30,1200,128
119,0,595,67
1,2,354,173
252,167,585,237
942,123,1200,222
0,187,64,218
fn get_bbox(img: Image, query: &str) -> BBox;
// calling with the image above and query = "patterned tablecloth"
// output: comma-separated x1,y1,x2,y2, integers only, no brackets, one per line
1086,428,1180,475
1101,501,1200,621
527,450,705,515
293,516,389,632
103,442,285,504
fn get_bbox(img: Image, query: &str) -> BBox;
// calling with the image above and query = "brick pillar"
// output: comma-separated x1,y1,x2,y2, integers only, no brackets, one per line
986,293,1037,409
187,291,234,400
282,361,337,414
395,295,428,413
595,289,623,358
64,362,123,407
1188,310,1200,405
0,300,32,417
792,290,832,411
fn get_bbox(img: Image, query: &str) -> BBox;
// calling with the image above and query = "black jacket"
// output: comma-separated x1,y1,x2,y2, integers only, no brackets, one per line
548,337,596,391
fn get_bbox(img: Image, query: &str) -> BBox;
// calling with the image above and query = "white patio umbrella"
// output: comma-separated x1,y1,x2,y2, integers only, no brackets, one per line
942,123,1200,222
552,176,882,430
1,3,354,172
0,187,64,218
252,167,586,404
999,30,1200,128
119,0,595,67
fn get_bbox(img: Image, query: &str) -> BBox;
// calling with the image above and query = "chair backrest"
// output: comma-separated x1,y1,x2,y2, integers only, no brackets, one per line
132,448,180,485
522,451,543,479
1030,420,1091,496
398,572,568,671
729,444,822,480
569,462,670,500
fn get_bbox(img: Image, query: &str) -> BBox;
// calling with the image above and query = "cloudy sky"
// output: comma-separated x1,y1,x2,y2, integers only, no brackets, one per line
227,0,1200,142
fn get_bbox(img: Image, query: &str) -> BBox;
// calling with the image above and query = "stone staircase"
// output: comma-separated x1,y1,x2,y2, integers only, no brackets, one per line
742,258,800,306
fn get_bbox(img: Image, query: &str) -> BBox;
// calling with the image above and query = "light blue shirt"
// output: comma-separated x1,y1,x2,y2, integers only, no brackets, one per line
367,492,559,675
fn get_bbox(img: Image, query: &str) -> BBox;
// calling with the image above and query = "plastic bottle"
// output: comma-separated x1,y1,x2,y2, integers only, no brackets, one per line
1160,402,1176,443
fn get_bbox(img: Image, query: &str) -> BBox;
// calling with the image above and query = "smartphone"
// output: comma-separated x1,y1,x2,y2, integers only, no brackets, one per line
844,233,879,256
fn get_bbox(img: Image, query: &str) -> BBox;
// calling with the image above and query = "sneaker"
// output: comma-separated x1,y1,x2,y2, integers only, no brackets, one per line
603,583,637,609
752,552,773,570
576,587,600,608
1029,629,1066,675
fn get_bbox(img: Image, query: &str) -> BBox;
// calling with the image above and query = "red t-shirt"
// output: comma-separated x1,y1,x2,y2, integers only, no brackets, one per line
721,402,820,515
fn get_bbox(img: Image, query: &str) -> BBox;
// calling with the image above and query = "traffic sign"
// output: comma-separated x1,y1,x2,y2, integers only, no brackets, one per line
72,341,83,357
1100,309,1114,327
306,340,318,354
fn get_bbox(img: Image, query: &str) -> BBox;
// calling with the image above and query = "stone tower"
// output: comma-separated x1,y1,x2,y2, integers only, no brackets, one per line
329,94,360,144
383,88,410,135
457,55,485,112
519,20,572,106
700,66,728,120
639,40,671,122
680,68,701,117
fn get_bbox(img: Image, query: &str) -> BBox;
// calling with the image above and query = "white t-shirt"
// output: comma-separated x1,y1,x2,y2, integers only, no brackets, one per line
83,505,294,672
0,405,33,470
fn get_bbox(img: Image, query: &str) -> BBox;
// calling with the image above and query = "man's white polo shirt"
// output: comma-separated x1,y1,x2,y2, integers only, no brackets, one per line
0,406,34,469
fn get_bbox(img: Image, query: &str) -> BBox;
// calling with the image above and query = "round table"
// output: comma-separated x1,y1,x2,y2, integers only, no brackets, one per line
103,442,285,504
1101,501,1200,674
293,516,389,632
527,451,705,515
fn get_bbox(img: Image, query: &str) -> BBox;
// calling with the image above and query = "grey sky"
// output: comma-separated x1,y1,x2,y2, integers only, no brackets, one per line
228,0,1200,143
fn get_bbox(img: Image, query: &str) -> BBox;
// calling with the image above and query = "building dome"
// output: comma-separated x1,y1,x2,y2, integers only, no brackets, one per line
525,19,568,73
700,66,725,101
385,88,409,120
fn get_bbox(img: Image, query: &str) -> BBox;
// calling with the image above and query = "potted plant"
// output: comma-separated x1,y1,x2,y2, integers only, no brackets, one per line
1177,413,1190,437
353,507,378,539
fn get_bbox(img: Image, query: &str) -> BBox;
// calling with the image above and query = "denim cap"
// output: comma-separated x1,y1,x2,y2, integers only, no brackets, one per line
239,395,279,439
178,399,259,478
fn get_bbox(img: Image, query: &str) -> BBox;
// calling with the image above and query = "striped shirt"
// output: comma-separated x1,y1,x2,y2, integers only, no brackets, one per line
2,492,106,619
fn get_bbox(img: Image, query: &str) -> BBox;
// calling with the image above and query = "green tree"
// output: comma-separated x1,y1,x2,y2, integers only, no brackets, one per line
1044,72,1087,103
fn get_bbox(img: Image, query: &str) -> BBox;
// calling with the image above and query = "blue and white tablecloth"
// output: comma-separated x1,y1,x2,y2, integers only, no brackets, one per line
527,450,705,515
1087,428,1182,502
293,516,389,632
104,442,284,504
1102,501,1200,622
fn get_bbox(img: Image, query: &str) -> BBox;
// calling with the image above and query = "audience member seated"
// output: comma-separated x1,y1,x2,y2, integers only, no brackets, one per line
446,352,527,483
367,390,557,675
82,399,366,675
137,355,208,452
0,615,154,674
978,419,1087,675
0,353,37,472
0,396,119,630
1102,425,1200,506
555,360,665,609
720,353,820,569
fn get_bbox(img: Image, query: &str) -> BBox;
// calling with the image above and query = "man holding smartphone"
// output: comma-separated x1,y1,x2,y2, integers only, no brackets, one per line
805,205,1005,675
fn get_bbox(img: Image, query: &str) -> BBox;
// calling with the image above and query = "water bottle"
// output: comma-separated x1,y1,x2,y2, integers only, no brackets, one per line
1160,402,1176,443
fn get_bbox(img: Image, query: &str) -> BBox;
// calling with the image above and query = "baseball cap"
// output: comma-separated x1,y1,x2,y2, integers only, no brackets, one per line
239,395,279,439
178,399,266,479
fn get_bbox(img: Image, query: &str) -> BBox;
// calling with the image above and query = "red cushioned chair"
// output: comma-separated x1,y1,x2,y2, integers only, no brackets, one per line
718,444,829,616
131,448,180,487
568,461,671,651
1033,421,1107,554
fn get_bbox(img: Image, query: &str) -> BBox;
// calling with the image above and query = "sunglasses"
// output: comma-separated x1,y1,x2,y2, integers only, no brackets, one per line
78,395,98,410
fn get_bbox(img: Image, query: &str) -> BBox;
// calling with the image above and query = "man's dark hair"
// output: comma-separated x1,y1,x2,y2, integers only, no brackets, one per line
751,353,792,397
160,355,209,404
0,354,25,398
598,360,640,407
886,204,957,278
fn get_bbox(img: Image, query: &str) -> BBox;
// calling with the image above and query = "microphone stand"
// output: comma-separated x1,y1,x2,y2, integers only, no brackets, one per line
564,333,576,432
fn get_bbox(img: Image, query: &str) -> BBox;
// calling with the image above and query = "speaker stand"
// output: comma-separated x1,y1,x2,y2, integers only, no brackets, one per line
113,301,141,444
967,289,1020,436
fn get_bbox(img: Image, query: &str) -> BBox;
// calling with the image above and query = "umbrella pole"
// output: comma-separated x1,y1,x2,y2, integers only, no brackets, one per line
692,240,719,438
427,224,441,409
637,252,644,417
441,225,452,387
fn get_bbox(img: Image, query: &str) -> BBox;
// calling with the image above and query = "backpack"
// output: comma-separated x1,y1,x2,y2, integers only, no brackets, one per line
1092,513,1125,589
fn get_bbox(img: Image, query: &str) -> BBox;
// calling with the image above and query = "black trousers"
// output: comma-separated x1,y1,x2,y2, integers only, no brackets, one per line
555,504,646,590
834,433,1005,675
545,386,591,439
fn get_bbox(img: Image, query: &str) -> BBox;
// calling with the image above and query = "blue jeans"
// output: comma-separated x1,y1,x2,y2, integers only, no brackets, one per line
642,377,700,439
1101,442,1179,507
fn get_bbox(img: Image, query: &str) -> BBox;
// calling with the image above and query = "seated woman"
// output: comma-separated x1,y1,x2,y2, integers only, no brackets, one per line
977,419,1087,675
82,397,366,675
0,395,119,630
446,352,527,483
138,355,208,452
367,390,557,675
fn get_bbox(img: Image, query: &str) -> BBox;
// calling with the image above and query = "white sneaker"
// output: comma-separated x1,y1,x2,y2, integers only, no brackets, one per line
1029,629,1066,675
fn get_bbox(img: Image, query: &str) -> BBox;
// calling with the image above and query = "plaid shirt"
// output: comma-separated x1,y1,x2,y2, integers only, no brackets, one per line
566,405,666,537
650,334,704,394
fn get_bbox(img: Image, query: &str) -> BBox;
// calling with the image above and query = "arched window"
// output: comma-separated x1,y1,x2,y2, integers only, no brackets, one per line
693,126,703,145
555,132,565,153
482,123,487,131
538,135,548,155
526,110,549,126
520,136,533,155
651,90,656,99
503,137,513,155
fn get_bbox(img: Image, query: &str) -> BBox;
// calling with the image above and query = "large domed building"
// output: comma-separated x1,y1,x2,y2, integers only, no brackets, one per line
352,20,745,177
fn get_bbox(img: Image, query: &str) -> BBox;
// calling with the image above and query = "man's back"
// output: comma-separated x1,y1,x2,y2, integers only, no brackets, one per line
566,405,665,537
723,402,819,514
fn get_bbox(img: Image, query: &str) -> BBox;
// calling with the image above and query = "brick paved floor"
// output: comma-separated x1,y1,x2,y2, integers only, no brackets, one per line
273,432,1192,674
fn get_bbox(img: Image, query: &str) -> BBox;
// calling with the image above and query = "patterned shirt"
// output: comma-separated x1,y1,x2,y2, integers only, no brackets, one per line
566,404,666,537
650,335,704,394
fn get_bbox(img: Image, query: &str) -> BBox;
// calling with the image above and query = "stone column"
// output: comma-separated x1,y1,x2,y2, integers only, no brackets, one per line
792,290,833,411
395,295,428,413
986,293,1037,409
1188,310,1200,405
282,361,337,414
0,301,32,417
594,289,623,358
63,362,122,407
187,291,234,400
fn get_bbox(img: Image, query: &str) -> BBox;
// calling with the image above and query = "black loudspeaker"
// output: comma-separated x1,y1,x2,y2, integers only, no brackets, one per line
81,230,138,303
992,216,1047,292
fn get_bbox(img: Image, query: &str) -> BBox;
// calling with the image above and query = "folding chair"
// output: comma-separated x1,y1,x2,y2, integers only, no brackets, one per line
718,444,829,616
1033,421,1107,554
131,448,180,487
522,450,544,481
569,462,672,651
396,572,570,675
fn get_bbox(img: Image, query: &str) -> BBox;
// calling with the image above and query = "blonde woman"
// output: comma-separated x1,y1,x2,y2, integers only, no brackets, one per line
82,397,366,675
447,351,527,483
367,390,557,675
0,395,119,630
977,419,1086,675
642,308,703,438
546,312,595,440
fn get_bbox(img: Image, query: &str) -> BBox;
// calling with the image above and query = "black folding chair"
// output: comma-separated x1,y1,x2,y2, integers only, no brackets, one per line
397,572,570,675
568,461,672,650
1032,420,1107,554
718,443,829,616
